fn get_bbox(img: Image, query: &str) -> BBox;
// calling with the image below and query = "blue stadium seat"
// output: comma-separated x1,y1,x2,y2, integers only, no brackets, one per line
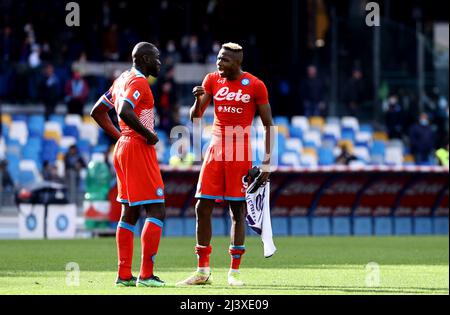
360,124,373,134
414,217,432,235
18,170,36,187
28,115,45,137
318,147,335,165
311,217,331,235
49,115,65,128
290,217,309,235
332,217,351,235
274,116,289,127
341,127,355,142
92,144,109,154
288,126,303,140
322,134,337,149
394,217,412,235
41,139,59,164
6,155,20,183
374,217,393,235
63,125,79,139
12,114,27,122
1,124,8,138
353,217,373,235
371,140,385,156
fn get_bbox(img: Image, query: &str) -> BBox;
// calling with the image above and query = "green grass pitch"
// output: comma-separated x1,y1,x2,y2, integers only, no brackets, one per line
0,236,448,295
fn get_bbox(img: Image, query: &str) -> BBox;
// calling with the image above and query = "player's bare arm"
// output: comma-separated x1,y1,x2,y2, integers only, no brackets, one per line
190,86,212,121
90,99,122,141
118,100,159,145
257,103,274,185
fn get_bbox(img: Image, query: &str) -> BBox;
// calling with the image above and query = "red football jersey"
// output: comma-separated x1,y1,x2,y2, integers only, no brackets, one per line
101,68,155,140
202,71,269,145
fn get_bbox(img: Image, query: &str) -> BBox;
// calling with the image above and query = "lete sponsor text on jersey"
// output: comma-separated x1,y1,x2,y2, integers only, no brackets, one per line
214,87,251,103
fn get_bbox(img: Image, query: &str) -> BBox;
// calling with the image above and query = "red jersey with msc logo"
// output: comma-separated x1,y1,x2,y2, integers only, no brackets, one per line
196,71,269,201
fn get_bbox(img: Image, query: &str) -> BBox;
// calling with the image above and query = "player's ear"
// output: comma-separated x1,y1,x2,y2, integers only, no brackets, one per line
143,55,151,64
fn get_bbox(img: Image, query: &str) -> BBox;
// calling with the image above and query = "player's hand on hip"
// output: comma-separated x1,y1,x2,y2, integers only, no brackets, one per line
192,86,205,98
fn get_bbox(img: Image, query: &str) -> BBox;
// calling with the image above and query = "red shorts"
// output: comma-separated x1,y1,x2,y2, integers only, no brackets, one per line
195,144,252,201
113,136,164,206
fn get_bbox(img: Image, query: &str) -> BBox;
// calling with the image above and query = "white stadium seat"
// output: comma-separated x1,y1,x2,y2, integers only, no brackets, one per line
19,160,42,182
303,130,322,147
79,123,99,146
341,116,359,132
291,116,309,133
353,146,370,162
9,121,29,146
285,138,302,153
323,123,341,140
385,146,403,165
281,152,300,166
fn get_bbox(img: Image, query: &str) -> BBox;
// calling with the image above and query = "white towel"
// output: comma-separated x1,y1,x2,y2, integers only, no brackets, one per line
245,182,277,258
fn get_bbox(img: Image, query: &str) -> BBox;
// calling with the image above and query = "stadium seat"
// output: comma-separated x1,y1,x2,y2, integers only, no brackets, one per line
44,121,63,139
318,147,335,165
303,130,321,148
19,160,42,184
28,115,45,137
18,170,36,187
288,126,303,140
79,123,99,146
353,146,370,163
49,114,65,128
6,138,22,156
63,125,80,139
291,116,309,133
341,116,359,132
300,148,318,166
83,115,97,125
60,136,77,153
403,154,415,165
42,139,59,164
281,152,300,166
9,121,29,145
12,114,27,122
285,138,302,154
370,140,386,163
385,146,403,165
65,114,83,131
360,123,373,134
341,127,355,142
1,113,12,126
309,116,324,131
322,134,337,149
355,131,372,147
373,131,388,142
274,116,290,127
0,137,5,160
323,123,341,140
325,116,340,126
1,124,9,138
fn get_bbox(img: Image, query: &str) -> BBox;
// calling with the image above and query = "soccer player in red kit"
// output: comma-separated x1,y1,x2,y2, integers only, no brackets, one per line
177,43,274,286
90,42,166,287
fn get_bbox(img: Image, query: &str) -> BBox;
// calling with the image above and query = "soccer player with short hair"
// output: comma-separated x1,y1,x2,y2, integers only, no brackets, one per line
177,43,274,286
90,42,166,287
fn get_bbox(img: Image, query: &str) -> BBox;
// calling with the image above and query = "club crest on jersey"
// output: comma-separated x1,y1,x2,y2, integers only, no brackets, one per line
156,187,164,197
133,90,140,100
241,78,250,86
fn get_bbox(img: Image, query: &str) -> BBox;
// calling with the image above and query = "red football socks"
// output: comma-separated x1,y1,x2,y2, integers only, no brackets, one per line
229,245,246,271
195,244,212,269
139,218,163,279
116,221,135,280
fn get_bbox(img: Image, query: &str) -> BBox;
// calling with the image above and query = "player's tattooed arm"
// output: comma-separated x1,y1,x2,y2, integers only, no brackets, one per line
118,100,159,145
190,86,212,121
257,103,274,184
90,98,122,141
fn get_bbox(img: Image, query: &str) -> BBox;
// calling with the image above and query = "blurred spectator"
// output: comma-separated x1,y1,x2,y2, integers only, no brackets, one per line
156,66,179,135
206,41,221,64
182,35,203,63
39,64,61,120
64,145,87,173
0,26,14,63
42,161,63,184
336,142,357,165
343,67,366,117
163,40,182,66
300,65,326,117
384,94,404,139
435,137,449,167
103,23,120,61
409,113,435,164
65,70,90,116
0,159,15,192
